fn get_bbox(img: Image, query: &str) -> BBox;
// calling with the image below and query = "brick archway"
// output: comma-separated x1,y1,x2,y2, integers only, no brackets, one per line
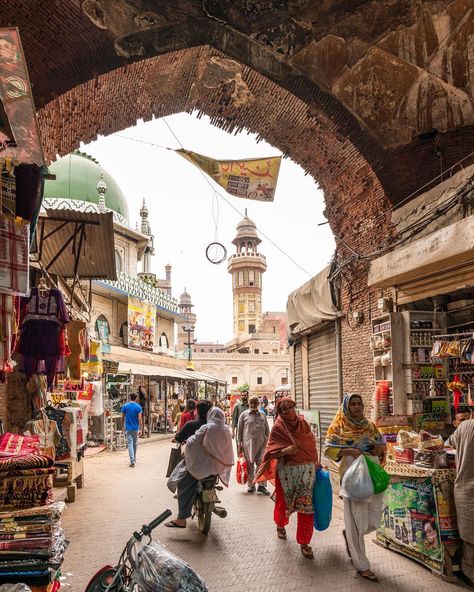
38,45,392,255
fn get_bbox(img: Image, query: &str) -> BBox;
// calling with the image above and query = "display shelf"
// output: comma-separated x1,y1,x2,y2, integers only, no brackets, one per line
371,313,403,415
401,310,449,419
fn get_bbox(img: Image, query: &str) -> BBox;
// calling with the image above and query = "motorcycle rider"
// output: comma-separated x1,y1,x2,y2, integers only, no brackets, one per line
165,407,234,529
174,399,213,444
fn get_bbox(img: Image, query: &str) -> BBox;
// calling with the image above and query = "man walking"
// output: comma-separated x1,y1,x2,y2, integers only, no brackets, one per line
121,393,142,468
232,390,249,438
447,417,474,587
237,396,270,495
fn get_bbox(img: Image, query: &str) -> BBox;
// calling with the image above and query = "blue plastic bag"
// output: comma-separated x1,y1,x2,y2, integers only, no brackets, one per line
313,466,333,531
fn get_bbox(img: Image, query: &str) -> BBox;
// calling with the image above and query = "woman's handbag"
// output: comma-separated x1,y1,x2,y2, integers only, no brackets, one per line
165,444,182,478
313,466,333,531
236,454,248,484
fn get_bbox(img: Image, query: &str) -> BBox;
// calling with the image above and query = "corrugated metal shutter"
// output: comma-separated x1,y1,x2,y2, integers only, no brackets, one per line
396,261,474,304
308,323,339,439
293,342,303,410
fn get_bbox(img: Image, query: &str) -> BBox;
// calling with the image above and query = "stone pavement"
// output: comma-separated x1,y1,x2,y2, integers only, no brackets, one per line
61,440,463,592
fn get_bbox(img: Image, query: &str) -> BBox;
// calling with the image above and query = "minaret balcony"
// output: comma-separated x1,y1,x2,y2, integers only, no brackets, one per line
227,252,267,272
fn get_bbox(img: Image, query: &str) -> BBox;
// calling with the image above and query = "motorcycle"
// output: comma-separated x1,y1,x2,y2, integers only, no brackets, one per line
84,509,207,592
193,475,227,535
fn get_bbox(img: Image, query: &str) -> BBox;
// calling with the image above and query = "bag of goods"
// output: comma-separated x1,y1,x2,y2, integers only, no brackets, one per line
396,430,421,450
236,454,248,485
313,466,333,531
418,430,444,450
413,448,447,469
365,456,391,494
341,456,374,501
394,446,415,464
381,351,391,366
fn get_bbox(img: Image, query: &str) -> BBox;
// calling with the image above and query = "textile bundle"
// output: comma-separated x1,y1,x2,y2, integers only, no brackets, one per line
0,502,67,587
0,434,54,511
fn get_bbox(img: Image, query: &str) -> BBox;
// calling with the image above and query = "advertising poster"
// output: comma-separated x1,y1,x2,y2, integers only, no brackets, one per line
379,477,442,563
0,28,45,165
177,149,281,202
127,296,156,352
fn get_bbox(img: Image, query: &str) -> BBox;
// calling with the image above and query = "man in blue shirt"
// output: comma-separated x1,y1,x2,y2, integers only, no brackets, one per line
121,393,143,467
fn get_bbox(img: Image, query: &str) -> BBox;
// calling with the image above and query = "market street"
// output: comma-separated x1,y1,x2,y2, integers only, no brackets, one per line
61,440,461,592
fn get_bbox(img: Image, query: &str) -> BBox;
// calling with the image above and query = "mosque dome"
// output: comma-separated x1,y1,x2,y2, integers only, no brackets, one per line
43,151,130,224
179,288,192,306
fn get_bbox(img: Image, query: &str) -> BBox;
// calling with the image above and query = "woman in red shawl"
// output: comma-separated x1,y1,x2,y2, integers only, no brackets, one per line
255,397,318,559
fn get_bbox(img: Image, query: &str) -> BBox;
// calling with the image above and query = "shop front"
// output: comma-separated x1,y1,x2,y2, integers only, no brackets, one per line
366,213,474,577
287,265,342,439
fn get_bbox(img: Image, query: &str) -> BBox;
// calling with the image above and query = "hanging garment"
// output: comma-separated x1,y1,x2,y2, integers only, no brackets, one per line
66,320,85,380
18,288,69,389
0,294,13,374
42,407,70,459
90,381,104,416
0,215,29,296
24,414,60,459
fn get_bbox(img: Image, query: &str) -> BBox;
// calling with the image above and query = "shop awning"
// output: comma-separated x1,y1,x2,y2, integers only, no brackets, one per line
116,361,221,383
36,209,116,280
287,265,339,338
368,215,474,303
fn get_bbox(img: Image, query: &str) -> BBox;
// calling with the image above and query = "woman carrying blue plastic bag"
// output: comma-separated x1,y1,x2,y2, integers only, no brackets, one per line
324,394,386,583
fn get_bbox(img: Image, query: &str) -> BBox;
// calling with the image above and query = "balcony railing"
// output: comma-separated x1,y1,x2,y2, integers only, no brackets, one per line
98,271,179,313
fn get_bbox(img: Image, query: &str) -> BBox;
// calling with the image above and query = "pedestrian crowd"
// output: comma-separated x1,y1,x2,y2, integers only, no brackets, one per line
120,387,474,587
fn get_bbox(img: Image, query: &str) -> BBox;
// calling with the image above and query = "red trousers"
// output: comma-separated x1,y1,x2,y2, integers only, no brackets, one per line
274,475,314,545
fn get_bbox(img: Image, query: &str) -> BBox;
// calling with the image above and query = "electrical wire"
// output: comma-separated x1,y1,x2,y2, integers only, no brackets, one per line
161,118,312,276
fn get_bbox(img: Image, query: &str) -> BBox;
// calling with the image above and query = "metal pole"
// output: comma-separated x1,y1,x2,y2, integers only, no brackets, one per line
164,378,168,435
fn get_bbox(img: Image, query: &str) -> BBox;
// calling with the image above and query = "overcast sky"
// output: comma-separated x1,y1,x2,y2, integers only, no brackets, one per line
81,113,335,344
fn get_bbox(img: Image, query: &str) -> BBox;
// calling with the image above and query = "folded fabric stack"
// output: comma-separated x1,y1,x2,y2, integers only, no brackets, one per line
0,439,55,511
0,503,67,588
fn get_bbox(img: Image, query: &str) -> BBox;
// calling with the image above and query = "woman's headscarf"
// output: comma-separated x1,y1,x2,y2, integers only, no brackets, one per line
255,397,317,483
185,407,234,486
324,394,383,453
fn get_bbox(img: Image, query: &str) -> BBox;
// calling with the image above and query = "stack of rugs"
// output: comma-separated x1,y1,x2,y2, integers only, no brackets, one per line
0,434,54,510
0,434,68,589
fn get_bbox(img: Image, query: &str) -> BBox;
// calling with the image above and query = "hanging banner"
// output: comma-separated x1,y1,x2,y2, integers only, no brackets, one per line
0,28,45,165
176,149,281,202
127,296,156,352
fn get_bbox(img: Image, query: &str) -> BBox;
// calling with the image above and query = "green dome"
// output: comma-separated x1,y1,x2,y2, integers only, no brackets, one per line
43,152,130,223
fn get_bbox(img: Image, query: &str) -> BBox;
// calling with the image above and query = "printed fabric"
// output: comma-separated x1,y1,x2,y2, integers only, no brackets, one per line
0,215,29,296
0,433,40,457
0,455,54,474
324,394,384,453
277,461,316,515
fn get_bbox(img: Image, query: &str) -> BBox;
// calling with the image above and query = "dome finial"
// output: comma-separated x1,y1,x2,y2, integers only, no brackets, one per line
96,174,107,212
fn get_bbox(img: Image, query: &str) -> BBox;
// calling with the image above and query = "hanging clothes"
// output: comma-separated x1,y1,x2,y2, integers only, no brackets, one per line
66,320,85,380
17,287,69,390
24,413,60,459
0,294,13,376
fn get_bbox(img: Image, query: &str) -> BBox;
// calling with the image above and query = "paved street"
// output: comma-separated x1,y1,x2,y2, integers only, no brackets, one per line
62,439,462,592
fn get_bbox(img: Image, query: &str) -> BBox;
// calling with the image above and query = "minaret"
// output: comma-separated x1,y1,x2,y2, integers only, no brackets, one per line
139,199,155,274
96,174,107,213
227,213,267,337
177,288,197,352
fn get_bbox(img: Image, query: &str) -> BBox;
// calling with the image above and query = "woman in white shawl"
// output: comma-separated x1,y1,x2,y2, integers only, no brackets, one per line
165,407,234,528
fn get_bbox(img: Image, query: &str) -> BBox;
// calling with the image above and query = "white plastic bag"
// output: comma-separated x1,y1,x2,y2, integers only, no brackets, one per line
133,540,208,591
166,459,188,493
341,455,374,501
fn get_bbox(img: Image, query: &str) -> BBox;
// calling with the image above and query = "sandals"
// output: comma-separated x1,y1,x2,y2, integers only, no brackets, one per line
276,527,287,540
357,570,378,582
164,520,186,529
300,544,314,559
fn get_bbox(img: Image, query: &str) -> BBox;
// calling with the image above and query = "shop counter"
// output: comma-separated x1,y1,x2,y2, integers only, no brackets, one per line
376,461,460,578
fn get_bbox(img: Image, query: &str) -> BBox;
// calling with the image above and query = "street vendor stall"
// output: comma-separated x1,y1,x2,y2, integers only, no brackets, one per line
377,460,460,579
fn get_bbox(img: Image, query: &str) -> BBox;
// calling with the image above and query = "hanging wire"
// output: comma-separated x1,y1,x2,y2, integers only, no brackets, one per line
161,118,312,277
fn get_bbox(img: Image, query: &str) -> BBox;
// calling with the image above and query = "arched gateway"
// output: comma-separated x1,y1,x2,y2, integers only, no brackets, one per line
3,0,474,400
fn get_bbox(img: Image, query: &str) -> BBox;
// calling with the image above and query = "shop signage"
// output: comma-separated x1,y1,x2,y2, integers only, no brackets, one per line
0,28,45,165
176,149,281,202
127,296,156,352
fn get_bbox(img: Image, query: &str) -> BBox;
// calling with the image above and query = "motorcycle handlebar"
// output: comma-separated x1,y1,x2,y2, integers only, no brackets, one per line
142,510,172,536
